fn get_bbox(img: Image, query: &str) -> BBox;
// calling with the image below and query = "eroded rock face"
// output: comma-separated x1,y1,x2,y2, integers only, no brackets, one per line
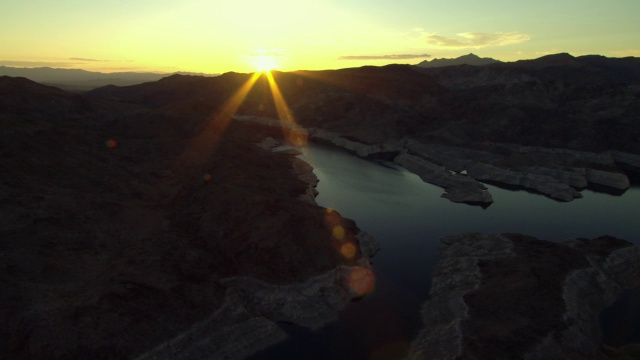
408,233,640,360
395,152,493,205
521,166,588,189
467,163,582,201
585,168,631,190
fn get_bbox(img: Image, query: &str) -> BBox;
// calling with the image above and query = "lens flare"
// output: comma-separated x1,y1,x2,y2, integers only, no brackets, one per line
340,242,357,259
179,72,261,165
348,266,375,297
265,71,308,146
332,225,345,240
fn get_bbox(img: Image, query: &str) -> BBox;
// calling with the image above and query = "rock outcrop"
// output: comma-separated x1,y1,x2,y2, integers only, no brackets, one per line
255,136,318,204
506,145,633,191
585,168,631,190
612,150,640,174
307,128,406,157
520,166,588,189
292,157,319,204
408,233,640,360
138,262,375,360
394,152,493,205
467,163,582,201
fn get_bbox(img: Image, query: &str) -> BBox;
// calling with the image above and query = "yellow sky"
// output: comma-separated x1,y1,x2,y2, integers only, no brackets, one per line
1,0,639,74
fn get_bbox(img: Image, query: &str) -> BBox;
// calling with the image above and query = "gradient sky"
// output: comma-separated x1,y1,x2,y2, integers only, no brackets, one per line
1,0,639,74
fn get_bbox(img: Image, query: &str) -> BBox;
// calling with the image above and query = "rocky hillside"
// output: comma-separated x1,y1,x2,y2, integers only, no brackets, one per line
415,53,640,152
1,76,377,359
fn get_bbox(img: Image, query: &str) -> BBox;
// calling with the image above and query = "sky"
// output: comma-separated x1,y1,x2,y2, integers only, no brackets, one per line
1,0,639,74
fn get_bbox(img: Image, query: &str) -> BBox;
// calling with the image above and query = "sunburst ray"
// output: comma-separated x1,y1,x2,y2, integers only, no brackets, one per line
179,72,262,167
265,71,307,146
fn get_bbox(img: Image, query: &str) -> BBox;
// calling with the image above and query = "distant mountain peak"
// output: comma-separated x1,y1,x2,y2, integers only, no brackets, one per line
513,52,578,67
416,54,499,68
536,52,576,62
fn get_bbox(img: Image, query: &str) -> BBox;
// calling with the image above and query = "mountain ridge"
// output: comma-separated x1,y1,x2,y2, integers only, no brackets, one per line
416,53,500,68
0,65,219,91
81,53,640,153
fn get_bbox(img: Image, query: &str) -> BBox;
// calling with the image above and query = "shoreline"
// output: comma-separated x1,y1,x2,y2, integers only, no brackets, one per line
233,115,640,206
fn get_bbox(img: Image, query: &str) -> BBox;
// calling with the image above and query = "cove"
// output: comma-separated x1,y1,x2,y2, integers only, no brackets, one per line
249,142,640,360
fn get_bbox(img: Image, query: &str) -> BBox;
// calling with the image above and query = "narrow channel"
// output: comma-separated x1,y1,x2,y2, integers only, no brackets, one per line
249,142,640,360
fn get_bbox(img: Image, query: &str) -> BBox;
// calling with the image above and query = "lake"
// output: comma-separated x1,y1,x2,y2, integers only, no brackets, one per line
249,142,640,360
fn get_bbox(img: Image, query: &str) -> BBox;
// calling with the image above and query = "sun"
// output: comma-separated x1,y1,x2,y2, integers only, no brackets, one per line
252,54,278,72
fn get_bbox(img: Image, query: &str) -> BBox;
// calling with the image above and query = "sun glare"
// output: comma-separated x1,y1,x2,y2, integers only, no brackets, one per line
253,54,278,72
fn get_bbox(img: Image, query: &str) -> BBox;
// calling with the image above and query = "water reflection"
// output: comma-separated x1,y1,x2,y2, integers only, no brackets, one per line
301,143,640,244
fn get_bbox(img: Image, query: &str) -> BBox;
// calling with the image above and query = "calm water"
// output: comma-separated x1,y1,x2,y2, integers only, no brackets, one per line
250,142,640,360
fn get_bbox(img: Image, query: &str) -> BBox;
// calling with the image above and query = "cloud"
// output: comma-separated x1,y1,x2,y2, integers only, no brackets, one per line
69,57,109,62
426,32,530,48
339,54,431,60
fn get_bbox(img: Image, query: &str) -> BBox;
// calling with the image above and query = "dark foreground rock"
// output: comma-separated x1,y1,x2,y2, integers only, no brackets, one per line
408,233,640,360
0,77,377,359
